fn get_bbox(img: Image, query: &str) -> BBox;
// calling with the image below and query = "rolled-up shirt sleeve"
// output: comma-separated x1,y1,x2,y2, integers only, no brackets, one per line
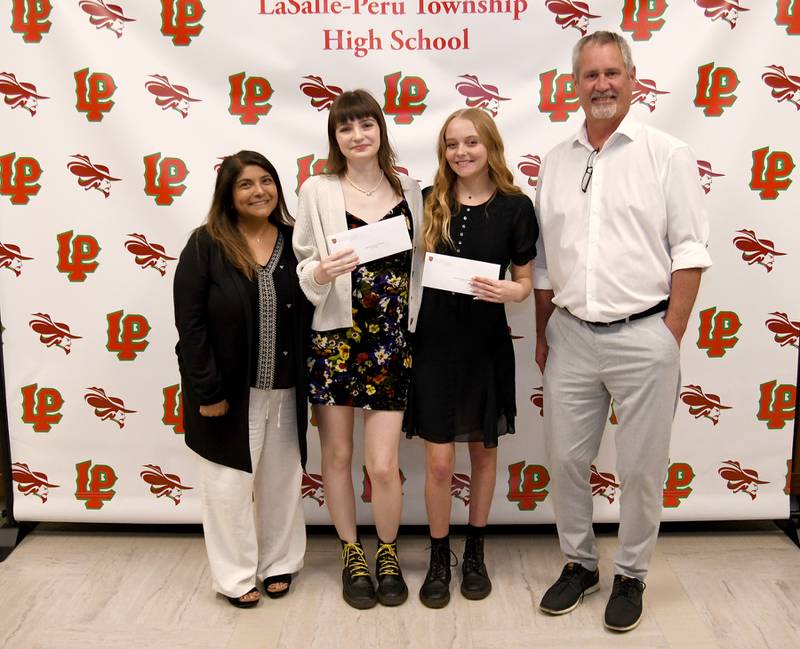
532,158,553,290
665,145,712,273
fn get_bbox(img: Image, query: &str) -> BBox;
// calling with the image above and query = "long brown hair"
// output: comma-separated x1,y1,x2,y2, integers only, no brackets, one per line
202,150,293,279
325,89,403,196
424,108,522,252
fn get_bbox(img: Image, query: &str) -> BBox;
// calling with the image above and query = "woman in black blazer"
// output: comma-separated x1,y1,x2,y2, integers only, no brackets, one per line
174,151,311,608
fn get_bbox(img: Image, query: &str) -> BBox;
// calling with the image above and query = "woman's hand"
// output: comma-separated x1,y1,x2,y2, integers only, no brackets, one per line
535,337,549,375
470,276,525,303
199,399,229,417
313,248,359,284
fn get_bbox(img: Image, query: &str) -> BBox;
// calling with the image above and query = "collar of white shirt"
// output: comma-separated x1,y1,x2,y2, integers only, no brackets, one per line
573,113,641,152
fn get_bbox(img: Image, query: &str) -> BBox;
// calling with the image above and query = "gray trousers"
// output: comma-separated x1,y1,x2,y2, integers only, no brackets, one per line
543,308,680,581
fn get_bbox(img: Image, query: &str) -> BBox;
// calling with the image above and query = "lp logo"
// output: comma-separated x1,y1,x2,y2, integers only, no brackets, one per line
75,68,116,122
538,70,579,122
21,384,63,432
0,153,42,204
161,0,204,45
697,307,740,358
507,461,550,511
57,231,101,282
229,73,273,125
162,384,184,434
757,381,796,430
620,0,668,41
296,154,328,193
107,310,150,360
663,462,694,508
11,0,52,43
694,63,738,117
75,460,117,510
143,153,188,205
383,72,428,125
750,147,794,200
776,0,800,35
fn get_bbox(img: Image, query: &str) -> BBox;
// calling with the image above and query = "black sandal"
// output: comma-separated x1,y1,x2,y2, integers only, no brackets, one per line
225,586,260,608
263,574,292,599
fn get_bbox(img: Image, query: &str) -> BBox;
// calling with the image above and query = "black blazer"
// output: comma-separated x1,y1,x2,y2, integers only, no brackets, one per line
173,225,311,472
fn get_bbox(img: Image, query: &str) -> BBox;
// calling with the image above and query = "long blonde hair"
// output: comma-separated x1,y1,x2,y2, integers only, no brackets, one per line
424,108,521,252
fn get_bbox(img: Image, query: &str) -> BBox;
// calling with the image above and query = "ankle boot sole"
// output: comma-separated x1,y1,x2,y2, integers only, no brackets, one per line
419,591,450,609
377,586,408,606
460,582,492,600
343,591,378,610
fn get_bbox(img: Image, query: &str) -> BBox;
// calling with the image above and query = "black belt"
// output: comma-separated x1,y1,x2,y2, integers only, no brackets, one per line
576,300,669,327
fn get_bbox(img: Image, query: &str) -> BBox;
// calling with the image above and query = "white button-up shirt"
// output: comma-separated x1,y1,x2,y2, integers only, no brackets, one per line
534,115,712,323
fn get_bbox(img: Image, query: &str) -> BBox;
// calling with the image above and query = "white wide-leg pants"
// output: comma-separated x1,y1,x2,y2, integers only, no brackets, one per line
543,308,680,581
195,387,306,597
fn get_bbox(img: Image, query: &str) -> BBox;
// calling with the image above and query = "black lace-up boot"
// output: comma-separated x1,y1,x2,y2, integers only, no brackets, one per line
375,539,408,606
340,539,377,609
461,527,492,600
419,536,454,609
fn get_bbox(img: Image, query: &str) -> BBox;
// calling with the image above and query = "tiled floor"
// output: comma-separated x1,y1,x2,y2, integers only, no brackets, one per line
0,522,798,648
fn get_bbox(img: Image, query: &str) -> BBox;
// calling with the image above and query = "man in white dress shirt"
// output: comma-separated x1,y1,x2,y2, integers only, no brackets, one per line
533,31,711,632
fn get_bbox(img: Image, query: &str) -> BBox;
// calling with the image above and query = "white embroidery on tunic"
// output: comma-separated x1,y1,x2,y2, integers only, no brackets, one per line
255,232,284,390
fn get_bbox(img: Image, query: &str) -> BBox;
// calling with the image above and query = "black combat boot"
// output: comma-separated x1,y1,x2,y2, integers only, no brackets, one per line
419,536,453,609
375,539,408,606
341,539,377,609
461,527,492,600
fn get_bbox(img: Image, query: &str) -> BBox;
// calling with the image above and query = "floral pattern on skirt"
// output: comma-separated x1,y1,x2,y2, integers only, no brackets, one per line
307,200,412,410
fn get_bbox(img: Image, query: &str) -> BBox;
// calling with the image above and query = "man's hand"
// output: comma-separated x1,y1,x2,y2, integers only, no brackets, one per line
534,288,556,375
662,315,685,346
663,268,703,347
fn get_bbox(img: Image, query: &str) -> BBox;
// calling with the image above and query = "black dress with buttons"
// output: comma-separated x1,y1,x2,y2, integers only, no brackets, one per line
406,191,538,447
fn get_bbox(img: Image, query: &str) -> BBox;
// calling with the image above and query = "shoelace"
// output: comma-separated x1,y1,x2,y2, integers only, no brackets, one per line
462,539,486,575
375,543,400,577
426,544,458,581
341,542,370,578
554,563,581,587
615,577,645,599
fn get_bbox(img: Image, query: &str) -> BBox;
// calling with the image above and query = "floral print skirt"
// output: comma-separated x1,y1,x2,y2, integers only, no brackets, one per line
307,201,412,411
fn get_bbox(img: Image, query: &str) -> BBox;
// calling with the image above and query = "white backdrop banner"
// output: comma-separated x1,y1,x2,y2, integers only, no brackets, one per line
1,0,798,524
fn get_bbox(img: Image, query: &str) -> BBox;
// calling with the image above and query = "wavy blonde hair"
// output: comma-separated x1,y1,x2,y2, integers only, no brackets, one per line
424,108,521,252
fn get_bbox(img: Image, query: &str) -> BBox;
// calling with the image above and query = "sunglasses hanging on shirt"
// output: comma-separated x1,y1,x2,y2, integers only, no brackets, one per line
581,148,599,193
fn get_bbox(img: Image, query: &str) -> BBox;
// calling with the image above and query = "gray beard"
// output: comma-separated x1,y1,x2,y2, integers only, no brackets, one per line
591,101,618,119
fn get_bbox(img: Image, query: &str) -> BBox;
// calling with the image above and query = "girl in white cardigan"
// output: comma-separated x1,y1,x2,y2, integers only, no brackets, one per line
293,90,424,609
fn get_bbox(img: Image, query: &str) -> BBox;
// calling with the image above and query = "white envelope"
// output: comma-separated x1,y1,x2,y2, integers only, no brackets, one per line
421,253,501,296
326,215,412,265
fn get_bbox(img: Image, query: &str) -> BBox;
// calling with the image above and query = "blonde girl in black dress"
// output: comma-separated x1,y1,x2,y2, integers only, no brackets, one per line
407,108,538,608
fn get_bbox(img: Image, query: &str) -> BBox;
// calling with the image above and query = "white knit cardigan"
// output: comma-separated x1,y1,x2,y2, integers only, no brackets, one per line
292,173,425,332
